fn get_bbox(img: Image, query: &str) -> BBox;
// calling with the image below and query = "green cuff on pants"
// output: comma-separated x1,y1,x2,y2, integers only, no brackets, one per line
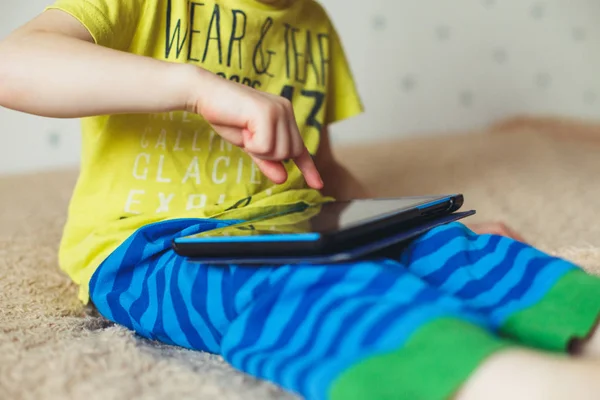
329,318,512,400
501,269,600,352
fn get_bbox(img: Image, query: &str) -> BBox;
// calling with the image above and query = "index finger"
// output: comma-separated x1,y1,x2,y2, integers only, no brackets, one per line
293,148,323,190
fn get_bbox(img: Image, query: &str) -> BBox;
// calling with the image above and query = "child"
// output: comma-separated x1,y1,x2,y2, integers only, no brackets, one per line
1,1,600,398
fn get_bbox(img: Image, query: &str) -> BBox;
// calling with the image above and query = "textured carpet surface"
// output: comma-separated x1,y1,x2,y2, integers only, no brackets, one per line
2,119,600,399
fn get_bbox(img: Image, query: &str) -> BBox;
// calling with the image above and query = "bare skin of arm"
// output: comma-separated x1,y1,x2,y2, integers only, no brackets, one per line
0,9,321,189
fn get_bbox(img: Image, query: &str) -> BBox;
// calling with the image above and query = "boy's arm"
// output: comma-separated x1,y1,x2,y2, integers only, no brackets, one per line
0,10,194,118
315,127,371,200
0,10,321,189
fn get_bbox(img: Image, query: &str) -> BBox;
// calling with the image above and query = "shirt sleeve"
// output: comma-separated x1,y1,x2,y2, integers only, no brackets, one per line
324,23,364,126
46,0,144,51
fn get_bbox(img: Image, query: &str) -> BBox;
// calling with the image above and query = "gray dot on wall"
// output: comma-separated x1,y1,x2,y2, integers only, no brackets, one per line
493,48,508,64
531,3,545,19
535,72,552,89
435,25,451,41
482,0,495,8
47,131,61,148
400,75,417,92
372,15,386,31
573,27,587,41
459,91,474,107
584,90,597,104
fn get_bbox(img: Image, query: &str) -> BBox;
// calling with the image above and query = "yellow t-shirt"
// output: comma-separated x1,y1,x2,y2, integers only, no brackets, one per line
47,0,363,303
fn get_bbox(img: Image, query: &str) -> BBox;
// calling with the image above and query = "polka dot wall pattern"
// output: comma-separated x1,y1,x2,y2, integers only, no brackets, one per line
321,0,600,142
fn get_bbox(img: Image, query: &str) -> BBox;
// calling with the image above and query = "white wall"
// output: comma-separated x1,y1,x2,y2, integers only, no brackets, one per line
323,0,600,142
2,0,600,174
0,0,81,174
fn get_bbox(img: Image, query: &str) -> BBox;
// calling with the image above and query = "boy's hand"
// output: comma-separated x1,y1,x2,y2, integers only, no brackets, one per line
0,11,321,191
188,68,323,190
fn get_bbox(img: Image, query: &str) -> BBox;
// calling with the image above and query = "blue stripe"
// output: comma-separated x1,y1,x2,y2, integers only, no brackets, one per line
493,258,574,312
296,291,441,397
103,232,150,327
161,254,192,348
232,267,328,371
375,297,489,351
490,259,575,325
129,254,163,334
280,302,374,391
151,257,178,346
303,302,460,400
190,261,221,347
242,267,353,376
92,218,240,342
255,266,380,383
90,237,129,309
220,302,254,359
461,247,546,309
177,260,220,352
223,267,300,365
221,266,237,322
360,288,440,347
89,262,103,311
149,259,168,343
232,267,273,314
138,255,163,339
275,264,401,390
402,224,477,264
424,235,503,287
479,256,553,314
403,230,485,277
331,277,426,356
168,256,207,350
206,267,232,335
455,240,526,299
276,261,417,381
292,273,426,394
115,252,152,335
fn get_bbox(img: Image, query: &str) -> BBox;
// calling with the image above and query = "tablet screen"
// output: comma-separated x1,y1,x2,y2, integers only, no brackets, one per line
189,195,451,239
310,196,446,233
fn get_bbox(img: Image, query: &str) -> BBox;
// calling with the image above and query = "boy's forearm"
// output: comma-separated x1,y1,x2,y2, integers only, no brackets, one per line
0,31,201,118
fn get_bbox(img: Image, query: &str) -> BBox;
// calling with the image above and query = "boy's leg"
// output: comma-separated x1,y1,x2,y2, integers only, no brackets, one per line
88,218,245,352
89,219,517,399
399,222,600,353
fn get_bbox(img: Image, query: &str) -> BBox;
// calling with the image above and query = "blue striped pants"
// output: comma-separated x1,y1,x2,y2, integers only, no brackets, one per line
89,218,599,399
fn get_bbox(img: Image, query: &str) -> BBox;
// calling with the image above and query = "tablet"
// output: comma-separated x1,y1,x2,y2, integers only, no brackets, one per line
172,194,471,260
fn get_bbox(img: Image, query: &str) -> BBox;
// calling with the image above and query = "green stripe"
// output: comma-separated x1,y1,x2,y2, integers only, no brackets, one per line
501,269,600,352
329,318,511,400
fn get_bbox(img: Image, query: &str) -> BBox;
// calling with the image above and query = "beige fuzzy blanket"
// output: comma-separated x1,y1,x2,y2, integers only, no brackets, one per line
2,116,600,400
